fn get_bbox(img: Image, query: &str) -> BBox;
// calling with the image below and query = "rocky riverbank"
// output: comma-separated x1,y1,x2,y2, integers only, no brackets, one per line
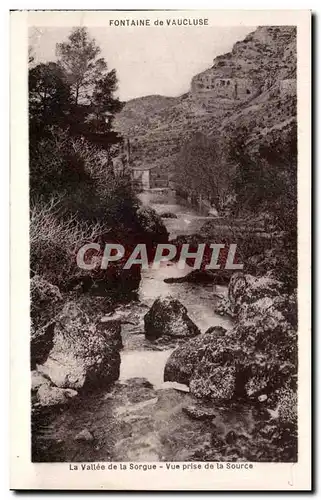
31,195,297,463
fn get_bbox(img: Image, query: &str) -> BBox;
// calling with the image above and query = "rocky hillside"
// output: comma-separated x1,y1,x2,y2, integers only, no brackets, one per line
114,26,296,174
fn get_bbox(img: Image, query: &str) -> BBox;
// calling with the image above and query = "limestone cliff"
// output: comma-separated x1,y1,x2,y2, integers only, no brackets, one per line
114,26,297,177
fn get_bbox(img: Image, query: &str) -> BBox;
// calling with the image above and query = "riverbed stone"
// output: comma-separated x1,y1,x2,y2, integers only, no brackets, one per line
182,405,217,420
37,385,78,407
74,429,94,442
160,211,178,219
37,302,121,391
144,296,201,340
214,296,235,317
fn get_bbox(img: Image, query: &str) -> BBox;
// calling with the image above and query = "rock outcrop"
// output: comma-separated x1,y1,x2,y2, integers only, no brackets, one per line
164,273,297,411
164,269,231,285
227,272,286,316
114,26,296,178
37,302,122,391
135,206,169,245
30,275,63,369
144,296,200,340
31,322,55,370
164,326,227,386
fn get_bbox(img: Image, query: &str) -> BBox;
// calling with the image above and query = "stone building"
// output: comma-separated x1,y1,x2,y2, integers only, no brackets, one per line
131,165,169,190
191,71,256,101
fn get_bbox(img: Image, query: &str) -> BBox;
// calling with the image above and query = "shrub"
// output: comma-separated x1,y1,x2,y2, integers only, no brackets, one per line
30,127,138,224
30,196,107,287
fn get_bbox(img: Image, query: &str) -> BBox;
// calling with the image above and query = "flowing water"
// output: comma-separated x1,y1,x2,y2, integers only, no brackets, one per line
119,190,232,388
33,190,240,463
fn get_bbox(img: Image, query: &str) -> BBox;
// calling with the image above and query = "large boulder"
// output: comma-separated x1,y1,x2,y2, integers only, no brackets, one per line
136,206,168,244
234,291,297,400
164,276,297,408
30,275,63,369
164,326,245,400
37,302,122,391
227,272,286,316
144,296,201,340
164,326,227,385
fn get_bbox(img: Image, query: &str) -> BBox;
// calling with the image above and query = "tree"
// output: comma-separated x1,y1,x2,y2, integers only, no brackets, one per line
29,62,72,136
56,27,123,141
56,28,121,110
228,123,297,220
175,132,232,210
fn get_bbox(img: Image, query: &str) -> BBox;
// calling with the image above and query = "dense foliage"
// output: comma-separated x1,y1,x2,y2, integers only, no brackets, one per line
29,28,137,291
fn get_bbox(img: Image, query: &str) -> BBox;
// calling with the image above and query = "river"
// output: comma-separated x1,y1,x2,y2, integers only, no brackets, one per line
119,190,232,388
33,190,243,463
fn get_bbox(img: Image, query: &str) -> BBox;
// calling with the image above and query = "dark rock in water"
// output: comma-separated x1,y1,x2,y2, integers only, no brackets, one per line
136,206,169,244
164,326,228,386
169,233,206,246
144,296,201,340
121,377,154,389
70,266,142,297
74,429,94,442
225,430,237,444
204,326,227,335
182,405,217,420
37,302,121,391
164,270,215,284
164,269,231,285
163,276,187,284
160,211,178,219
37,385,78,407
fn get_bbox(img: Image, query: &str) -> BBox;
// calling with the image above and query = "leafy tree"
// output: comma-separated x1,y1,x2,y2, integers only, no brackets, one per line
56,27,122,111
56,27,103,105
29,62,72,136
228,123,297,224
56,27,123,141
175,132,233,210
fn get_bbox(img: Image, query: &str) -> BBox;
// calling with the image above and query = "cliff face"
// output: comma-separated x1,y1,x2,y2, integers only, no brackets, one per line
114,26,297,175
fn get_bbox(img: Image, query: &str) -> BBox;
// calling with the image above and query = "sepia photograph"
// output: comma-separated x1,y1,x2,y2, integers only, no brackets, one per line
10,9,311,490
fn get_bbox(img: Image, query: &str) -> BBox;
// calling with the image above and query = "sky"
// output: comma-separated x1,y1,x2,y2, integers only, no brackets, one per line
29,25,255,101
